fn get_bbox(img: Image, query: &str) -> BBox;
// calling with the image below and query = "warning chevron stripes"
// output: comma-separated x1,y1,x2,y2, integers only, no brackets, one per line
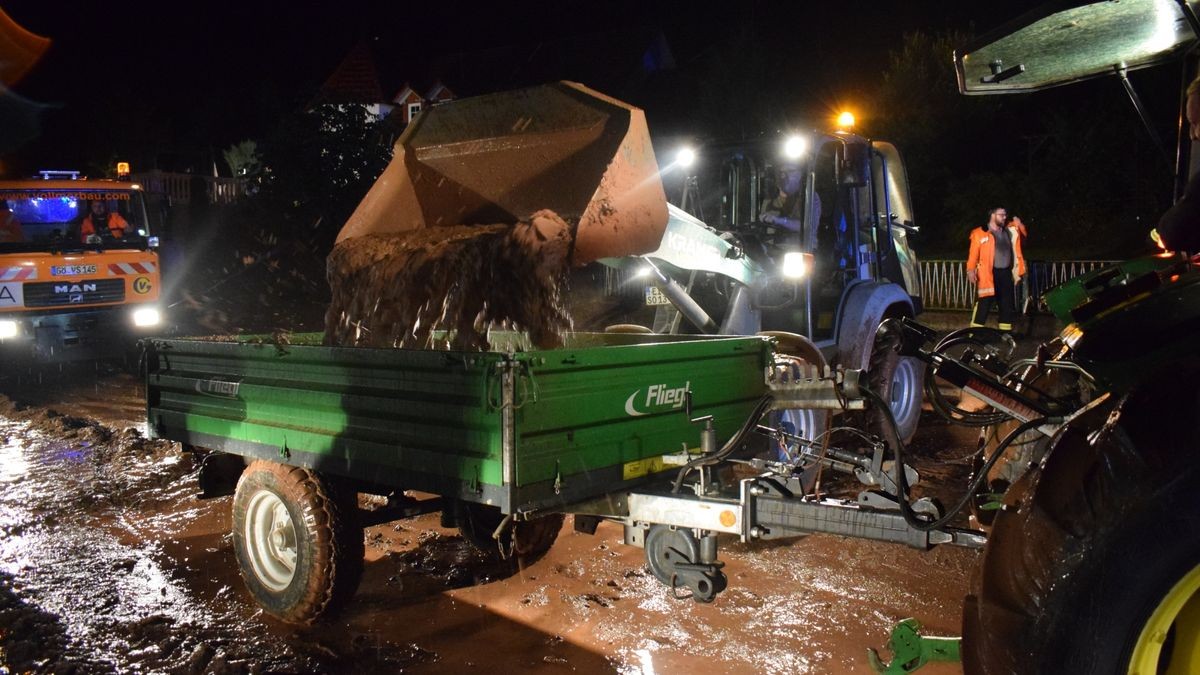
108,262,157,275
0,266,36,281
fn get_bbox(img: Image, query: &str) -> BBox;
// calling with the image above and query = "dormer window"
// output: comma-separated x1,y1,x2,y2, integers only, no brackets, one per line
407,102,422,121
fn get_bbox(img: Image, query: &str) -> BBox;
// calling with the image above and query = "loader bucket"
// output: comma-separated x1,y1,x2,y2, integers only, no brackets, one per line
336,81,669,265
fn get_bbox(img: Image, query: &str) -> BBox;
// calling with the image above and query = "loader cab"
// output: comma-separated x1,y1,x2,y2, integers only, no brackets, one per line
701,134,921,341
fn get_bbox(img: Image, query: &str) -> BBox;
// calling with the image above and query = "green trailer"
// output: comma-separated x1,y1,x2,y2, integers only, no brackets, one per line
145,331,976,624
146,332,771,516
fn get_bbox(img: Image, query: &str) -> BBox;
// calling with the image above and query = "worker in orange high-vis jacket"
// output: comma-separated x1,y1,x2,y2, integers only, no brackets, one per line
966,207,1026,332
80,200,129,243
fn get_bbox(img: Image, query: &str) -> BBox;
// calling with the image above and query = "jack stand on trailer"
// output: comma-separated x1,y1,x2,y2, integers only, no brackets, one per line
866,618,961,674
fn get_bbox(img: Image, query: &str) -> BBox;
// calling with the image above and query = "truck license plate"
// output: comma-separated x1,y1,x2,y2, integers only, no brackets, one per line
644,286,671,306
51,265,97,276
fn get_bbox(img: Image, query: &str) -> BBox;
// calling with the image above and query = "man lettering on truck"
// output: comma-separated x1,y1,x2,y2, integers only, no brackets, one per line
79,200,128,243
1154,74,1200,254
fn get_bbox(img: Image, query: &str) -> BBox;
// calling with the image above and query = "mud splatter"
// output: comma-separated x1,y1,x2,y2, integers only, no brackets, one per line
324,211,574,351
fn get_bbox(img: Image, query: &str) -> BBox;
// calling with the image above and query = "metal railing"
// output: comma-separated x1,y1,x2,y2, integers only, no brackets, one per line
133,170,251,205
919,259,1119,311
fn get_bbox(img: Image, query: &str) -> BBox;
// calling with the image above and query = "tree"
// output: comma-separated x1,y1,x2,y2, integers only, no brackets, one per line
871,30,1172,258
175,103,393,330
869,30,1008,255
252,103,392,251
223,140,260,177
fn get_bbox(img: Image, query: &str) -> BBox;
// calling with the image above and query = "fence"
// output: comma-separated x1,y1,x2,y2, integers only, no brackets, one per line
132,170,251,205
919,259,1119,312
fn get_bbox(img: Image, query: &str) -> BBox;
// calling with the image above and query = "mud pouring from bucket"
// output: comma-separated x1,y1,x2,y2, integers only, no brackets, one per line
324,81,670,350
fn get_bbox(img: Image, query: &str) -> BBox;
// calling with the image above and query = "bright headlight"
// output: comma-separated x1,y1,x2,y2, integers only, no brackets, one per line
132,307,161,327
0,320,17,339
782,252,812,279
676,146,697,168
783,135,808,159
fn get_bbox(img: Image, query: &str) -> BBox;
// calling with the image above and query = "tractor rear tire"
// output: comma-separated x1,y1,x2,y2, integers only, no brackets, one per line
962,373,1200,674
231,460,363,624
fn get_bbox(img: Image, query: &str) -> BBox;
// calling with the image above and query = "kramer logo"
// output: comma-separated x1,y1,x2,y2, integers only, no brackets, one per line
624,381,690,417
664,231,721,263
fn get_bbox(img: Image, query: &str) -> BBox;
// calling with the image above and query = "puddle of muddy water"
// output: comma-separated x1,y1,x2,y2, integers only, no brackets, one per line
0,379,982,673
0,436,28,483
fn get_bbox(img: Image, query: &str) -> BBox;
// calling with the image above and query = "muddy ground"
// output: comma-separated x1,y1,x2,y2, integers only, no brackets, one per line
0,363,988,675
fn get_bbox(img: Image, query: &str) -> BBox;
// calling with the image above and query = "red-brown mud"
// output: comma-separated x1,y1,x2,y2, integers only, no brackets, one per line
324,212,573,351
0,374,979,674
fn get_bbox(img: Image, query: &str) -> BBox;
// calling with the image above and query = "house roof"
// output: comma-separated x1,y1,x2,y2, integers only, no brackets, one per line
426,81,454,100
311,39,385,106
391,80,457,105
392,83,419,104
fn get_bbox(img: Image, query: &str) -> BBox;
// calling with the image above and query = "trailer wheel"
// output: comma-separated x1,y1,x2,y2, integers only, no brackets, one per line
963,374,1200,674
455,502,564,565
864,324,923,446
231,460,363,624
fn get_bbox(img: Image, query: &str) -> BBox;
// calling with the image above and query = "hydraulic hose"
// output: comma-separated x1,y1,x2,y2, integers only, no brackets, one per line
860,384,1049,533
925,372,1010,427
925,329,1014,427
672,394,775,494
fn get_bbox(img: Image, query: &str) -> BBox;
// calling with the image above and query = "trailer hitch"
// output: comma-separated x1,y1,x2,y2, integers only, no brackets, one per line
668,561,727,603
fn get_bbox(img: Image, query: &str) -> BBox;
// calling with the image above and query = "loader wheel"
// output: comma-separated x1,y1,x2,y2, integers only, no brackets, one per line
759,331,828,493
769,407,827,493
231,460,363,624
864,324,923,447
962,371,1200,674
455,502,564,566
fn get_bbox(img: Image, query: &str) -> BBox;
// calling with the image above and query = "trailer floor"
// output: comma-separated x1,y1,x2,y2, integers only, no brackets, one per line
0,368,977,674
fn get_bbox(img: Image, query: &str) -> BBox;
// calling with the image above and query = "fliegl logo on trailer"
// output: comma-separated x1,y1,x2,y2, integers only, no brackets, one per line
624,381,691,417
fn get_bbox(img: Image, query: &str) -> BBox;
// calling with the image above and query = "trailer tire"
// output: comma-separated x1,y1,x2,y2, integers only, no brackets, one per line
962,374,1200,674
863,324,923,446
231,460,363,624
456,502,564,566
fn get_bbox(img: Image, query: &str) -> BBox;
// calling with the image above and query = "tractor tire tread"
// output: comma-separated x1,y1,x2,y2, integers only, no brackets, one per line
963,374,1200,674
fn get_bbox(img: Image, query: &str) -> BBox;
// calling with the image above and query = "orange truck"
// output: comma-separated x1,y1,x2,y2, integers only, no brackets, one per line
0,172,163,362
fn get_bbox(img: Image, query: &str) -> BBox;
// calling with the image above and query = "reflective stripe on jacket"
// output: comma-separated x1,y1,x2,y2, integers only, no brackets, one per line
967,225,1026,298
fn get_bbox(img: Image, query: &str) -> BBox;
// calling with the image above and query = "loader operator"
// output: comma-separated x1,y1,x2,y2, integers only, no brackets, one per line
966,207,1026,332
761,164,804,233
79,199,129,243
1154,74,1200,254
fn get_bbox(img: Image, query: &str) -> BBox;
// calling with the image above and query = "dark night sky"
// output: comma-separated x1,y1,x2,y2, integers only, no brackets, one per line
0,0,1155,174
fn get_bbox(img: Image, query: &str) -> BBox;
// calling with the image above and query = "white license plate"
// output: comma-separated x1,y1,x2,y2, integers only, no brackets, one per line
51,265,97,276
644,286,671,306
